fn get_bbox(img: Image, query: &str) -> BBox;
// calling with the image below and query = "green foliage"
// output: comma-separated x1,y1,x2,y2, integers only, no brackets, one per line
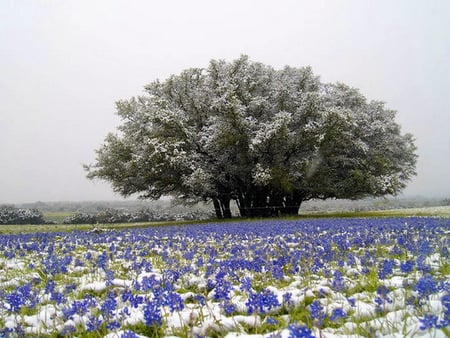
86,56,417,218
0,205,46,224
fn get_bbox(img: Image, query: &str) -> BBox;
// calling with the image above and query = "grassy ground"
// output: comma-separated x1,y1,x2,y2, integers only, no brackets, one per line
1,206,449,235
42,211,76,223
298,205,450,218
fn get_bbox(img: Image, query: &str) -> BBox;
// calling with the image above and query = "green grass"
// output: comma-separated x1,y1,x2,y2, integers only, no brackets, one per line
298,205,450,218
42,211,77,223
1,206,448,235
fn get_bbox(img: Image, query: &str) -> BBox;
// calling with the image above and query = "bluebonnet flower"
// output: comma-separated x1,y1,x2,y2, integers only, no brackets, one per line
287,322,315,338
416,256,432,273
86,315,103,332
378,259,395,279
85,252,92,260
419,314,439,330
240,276,253,293
141,275,158,291
106,320,121,330
129,294,144,308
45,280,55,294
64,282,77,294
271,265,285,280
283,292,293,307
400,260,415,273
376,285,391,300
164,291,184,312
61,324,76,336
132,279,141,291
196,257,204,267
62,299,91,320
441,293,450,311
194,294,206,306
121,289,133,302
213,278,232,301
266,317,279,325
96,251,109,270
143,301,162,326
330,308,347,321
414,274,438,298
246,288,280,314
331,270,346,292
6,291,25,313
105,270,115,286
309,300,326,327
101,292,117,317
43,254,69,275
222,301,236,315
50,291,66,305
121,306,131,317
347,297,356,307
390,245,403,256
374,285,392,313
419,242,434,256
121,330,139,338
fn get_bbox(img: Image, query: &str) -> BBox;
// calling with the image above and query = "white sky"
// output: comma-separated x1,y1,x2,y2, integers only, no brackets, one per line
1,0,449,203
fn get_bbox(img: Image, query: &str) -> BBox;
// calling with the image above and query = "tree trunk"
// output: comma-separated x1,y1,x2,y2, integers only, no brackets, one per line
220,196,232,219
279,191,303,216
213,198,223,218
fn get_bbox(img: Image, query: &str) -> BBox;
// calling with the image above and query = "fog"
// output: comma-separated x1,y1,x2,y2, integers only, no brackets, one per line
1,0,449,203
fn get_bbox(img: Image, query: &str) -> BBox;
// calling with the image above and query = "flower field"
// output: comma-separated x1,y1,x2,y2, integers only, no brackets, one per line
0,217,449,337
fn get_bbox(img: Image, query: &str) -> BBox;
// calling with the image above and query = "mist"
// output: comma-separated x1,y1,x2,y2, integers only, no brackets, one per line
1,0,449,203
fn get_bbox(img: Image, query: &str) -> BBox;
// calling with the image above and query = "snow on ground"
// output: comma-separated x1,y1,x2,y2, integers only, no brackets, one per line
0,217,448,337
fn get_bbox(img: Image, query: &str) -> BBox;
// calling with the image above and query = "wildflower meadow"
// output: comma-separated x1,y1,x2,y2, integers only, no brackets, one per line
0,217,449,337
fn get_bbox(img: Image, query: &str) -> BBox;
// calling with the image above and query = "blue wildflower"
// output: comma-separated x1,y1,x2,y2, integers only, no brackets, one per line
222,301,236,315
164,291,184,312
309,300,326,326
287,322,315,338
61,324,76,336
50,291,66,305
45,280,55,294
240,276,253,292
194,294,206,306
106,320,121,330
246,288,280,315
347,297,356,307
96,251,109,270
378,259,395,279
330,308,347,321
6,291,25,313
143,301,162,326
414,274,439,298
101,292,117,317
331,270,346,292
121,330,139,338
400,260,415,273
283,292,293,307
266,317,279,325
86,315,103,332
419,314,438,330
105,270,115,286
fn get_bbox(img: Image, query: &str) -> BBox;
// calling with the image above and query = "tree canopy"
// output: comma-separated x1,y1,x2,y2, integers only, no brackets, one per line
86,56,417,218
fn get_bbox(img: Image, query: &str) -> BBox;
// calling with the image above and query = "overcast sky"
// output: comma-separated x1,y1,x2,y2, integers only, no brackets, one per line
1,0,449,203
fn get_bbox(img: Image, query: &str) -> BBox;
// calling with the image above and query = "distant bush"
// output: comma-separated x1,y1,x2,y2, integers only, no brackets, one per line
62,212,97,225
0,205,46,225
62,208,214,224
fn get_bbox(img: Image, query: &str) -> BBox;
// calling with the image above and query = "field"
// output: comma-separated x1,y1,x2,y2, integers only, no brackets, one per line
0,216,449,337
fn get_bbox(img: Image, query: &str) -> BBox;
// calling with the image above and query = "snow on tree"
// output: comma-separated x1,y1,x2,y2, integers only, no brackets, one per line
85,56,417,218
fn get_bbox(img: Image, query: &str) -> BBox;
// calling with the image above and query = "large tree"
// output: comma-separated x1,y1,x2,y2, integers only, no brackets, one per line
85,56,417,218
